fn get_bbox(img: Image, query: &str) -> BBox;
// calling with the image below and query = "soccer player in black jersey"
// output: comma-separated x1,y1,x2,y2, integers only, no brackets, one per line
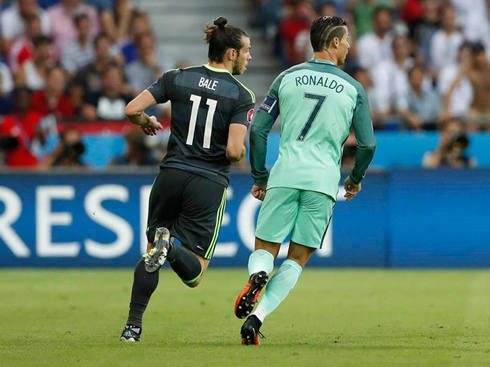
120,17,255,342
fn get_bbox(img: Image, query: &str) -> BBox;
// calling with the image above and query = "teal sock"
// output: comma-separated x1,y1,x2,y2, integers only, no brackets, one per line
252,259,303,322
248,249,274,276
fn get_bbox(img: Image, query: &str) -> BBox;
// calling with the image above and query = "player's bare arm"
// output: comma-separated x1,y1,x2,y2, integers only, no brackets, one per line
125,90,163,136
227,123,248,162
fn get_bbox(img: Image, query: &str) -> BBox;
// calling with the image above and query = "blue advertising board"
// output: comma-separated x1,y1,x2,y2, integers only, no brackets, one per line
1,170,490,268
389,169,490,267
0,171,388,268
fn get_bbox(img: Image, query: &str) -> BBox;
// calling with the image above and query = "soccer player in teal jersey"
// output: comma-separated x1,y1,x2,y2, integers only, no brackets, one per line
234,15,376,345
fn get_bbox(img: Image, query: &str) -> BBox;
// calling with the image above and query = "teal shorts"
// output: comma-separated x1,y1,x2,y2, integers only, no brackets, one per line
255,187,335,249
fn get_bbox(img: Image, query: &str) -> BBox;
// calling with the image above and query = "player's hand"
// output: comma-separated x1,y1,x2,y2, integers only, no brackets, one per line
344,176,361,201
140,116,163,136
251,184,267,201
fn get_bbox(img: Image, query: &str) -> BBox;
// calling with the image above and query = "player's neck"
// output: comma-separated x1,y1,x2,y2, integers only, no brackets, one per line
312,50,338,66
208,61,232,74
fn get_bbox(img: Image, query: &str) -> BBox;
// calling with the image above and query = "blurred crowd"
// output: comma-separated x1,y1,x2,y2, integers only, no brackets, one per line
252,0,490,168
0,0,489,170
0,0,174,169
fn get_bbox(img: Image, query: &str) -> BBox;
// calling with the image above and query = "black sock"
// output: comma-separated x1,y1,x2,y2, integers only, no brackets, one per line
127,258,159,327
167,244,202,284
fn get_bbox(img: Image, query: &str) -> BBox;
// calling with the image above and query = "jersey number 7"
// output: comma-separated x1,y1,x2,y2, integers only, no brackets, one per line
187,94,218,149
297,93,327,141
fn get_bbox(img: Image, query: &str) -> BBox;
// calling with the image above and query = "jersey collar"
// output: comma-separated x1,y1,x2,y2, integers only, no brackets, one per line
308,59,336,66
203,63,231,73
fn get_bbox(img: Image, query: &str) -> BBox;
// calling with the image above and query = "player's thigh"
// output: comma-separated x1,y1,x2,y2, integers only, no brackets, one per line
255,187,300,244
291,191,335,249
173,174,227,261
146,168,186,243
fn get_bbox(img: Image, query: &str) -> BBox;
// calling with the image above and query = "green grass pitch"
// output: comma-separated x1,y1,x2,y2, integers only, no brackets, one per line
1,268,489,366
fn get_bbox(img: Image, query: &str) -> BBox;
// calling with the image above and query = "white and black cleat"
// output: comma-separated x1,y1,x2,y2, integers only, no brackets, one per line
120,324,142,342
144,227,171,273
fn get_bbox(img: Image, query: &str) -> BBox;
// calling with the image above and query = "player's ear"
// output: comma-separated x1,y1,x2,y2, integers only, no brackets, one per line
226,48,237,62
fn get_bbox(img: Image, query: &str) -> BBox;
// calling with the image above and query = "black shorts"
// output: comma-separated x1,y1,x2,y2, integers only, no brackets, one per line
146,168,227,260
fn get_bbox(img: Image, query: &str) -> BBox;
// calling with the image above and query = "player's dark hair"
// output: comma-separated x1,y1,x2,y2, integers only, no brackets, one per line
310,16,347,52
203,16,249,63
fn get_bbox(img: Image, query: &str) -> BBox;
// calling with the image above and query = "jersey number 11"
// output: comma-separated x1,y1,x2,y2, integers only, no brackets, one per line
186,94,217,149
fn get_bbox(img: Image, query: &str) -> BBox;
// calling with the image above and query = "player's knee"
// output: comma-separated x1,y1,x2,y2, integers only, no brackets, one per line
184,276,203,288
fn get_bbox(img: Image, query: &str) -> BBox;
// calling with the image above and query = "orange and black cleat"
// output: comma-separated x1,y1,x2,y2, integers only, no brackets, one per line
240,315,265,346
234,271,268,319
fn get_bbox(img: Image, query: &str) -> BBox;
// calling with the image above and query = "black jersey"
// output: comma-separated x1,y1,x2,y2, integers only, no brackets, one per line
147,64,255,187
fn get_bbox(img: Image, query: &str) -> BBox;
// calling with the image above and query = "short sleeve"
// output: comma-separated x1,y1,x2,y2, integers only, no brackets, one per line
231,88,255,127
147,69,178,104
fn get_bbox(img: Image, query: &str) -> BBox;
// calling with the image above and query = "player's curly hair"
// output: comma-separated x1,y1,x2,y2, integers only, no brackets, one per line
310,16,347,52
203,16,249,62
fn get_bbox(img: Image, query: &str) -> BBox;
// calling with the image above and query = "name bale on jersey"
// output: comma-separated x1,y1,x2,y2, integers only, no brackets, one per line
295,75,344,94
198,77,218,91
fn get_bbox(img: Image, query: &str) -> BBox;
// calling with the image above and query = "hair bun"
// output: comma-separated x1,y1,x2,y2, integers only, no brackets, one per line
213,16,228,29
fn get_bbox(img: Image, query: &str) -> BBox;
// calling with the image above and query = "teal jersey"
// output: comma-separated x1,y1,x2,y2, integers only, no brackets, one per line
250,59,376,200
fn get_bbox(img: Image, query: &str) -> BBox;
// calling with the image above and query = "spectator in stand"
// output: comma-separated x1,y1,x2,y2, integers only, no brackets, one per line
8,14,44,74
100,0,133,44
255,0,283,48
61,14,96,78
0,61,14,100
348,0,377,39
400,0,424,27
30,66,75,120
0,86,42,168
40,128,87,168
280,0,315,66
409,0,441,66
74,33,121,95
294,1,337,63
439,42,473,120
450,0,489,47
356,5,394,71
86,0,114,11
110,128,158,167
423,119,476,168
0,61,14,116
16,35,53,91
1,0,50,50
48,0,100,60
82,65,132,121
429,5,464,75
126,32,172,94
446,42,490,130
402,66,441,130
370,34,413,128
120,10,154,64
351,67,379,126
67,82,85,120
